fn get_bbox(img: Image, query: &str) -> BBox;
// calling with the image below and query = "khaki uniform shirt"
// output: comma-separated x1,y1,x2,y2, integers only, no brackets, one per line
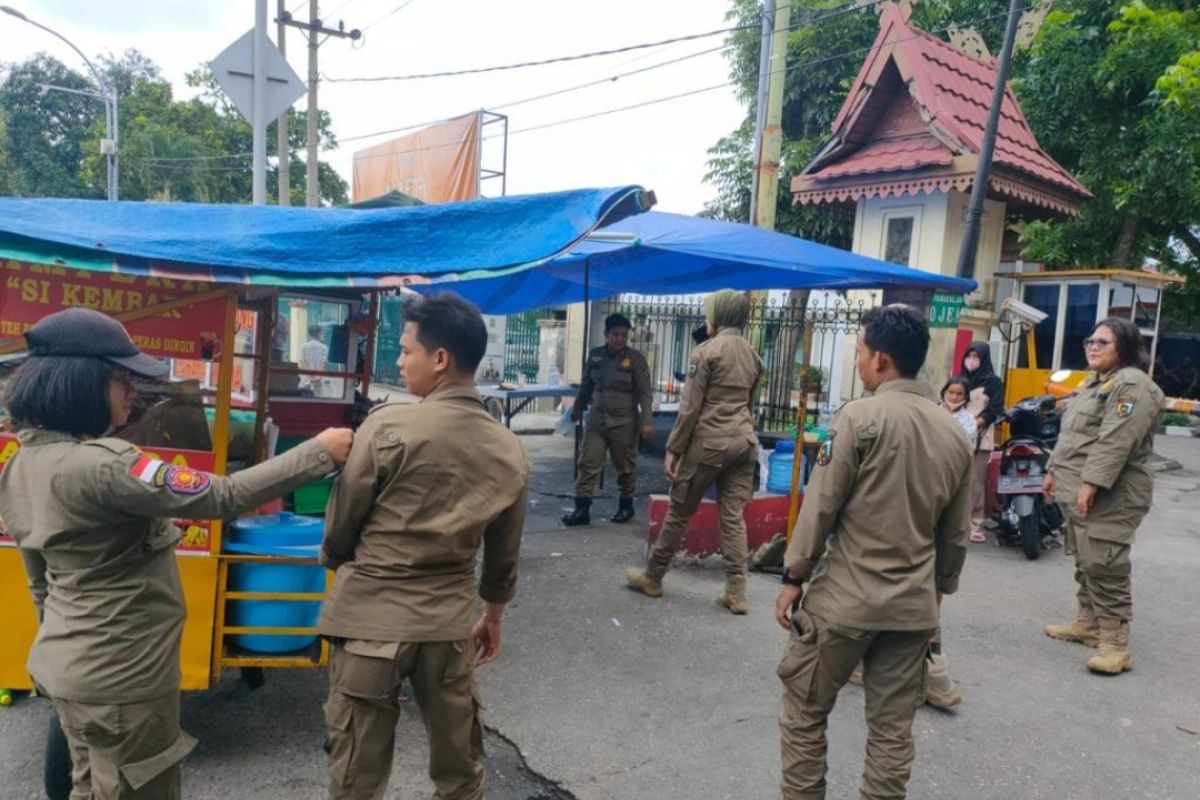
666,327,763,456
0,431,332,703
577,345,653,428
785,379,973,631
1049,367,1162,539
318,384,529,643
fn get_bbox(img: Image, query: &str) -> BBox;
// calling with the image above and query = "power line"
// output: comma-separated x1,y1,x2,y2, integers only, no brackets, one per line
132,1,1025,170
360,0,419,33
324,23,755,83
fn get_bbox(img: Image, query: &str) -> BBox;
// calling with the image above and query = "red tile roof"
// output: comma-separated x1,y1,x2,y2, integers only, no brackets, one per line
795,4,1090,214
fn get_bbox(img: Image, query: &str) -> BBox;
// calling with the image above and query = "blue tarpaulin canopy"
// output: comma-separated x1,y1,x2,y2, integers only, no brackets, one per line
0,187,651,287
427,211,976,314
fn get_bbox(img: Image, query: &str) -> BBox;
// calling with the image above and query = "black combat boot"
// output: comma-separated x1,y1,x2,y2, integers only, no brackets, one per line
561,497,591,527
611,497,635,524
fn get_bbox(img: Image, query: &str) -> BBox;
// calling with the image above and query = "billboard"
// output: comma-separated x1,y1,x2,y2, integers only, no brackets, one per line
352,112,482,204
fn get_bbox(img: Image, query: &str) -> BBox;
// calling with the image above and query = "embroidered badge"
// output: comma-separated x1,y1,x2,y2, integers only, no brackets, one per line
688,361,698,376
817,438,834,466
131,455,167,485
1115,397,1134,419
162,466,211,495
621,357,631,368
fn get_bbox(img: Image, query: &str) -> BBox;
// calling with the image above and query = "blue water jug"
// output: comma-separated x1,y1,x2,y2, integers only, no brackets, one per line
225,513,326,654
767,440,805,495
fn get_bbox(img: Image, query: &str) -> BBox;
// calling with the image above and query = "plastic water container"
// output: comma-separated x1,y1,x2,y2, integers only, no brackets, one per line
766,440,806,495
225,513,326,654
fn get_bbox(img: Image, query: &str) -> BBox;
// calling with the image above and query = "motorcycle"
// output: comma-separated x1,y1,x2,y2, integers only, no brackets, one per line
992,395,1064,560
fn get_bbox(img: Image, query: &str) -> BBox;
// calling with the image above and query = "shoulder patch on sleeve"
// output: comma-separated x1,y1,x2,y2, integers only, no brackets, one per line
161,465,211,495
817,437,834,466
1115,397,1135,419
130,455,168,485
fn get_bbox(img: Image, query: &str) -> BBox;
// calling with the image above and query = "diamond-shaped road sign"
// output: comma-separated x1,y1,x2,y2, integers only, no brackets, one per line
210,29,306,124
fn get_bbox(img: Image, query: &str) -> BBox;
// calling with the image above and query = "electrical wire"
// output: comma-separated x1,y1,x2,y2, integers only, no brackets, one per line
360,0,419,33
129,1,1029,170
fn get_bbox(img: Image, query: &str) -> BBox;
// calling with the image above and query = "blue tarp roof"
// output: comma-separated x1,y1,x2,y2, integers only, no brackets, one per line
0,187,650,287
428,211,977,313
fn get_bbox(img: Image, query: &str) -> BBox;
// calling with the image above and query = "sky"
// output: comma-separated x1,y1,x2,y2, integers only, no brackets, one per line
1,0,750,214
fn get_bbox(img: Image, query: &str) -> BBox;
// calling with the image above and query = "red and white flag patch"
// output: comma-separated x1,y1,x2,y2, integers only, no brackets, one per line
131,455,166,485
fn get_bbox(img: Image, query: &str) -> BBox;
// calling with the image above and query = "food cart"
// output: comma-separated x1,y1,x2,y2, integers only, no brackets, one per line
0,187,652,701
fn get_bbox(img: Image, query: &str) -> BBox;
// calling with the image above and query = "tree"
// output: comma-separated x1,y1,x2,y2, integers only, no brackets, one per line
0,50,349,206
703,0,1006,246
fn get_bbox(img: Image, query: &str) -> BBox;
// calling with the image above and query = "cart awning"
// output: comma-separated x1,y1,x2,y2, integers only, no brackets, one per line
423,211,977,313
0,187,651,287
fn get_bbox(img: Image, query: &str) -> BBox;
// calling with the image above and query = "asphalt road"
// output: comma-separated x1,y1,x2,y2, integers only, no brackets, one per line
3,433,1199,799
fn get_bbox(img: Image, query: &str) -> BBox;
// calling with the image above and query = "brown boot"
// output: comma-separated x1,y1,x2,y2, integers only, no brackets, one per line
1087,618,1133,675
716,575,748,615
923,651,963,709
624,567,663,598
1044,603,1100,648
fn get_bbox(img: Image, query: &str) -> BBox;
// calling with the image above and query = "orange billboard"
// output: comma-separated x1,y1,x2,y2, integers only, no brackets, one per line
352,112,481,204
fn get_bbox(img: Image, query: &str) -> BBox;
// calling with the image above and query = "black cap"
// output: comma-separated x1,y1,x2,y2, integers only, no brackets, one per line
23,307,169,378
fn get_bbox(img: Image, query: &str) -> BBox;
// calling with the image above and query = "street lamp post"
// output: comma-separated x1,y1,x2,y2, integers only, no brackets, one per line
1,5,118,201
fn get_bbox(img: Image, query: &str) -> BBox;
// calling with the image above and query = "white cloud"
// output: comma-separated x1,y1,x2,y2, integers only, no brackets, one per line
2,0,748,214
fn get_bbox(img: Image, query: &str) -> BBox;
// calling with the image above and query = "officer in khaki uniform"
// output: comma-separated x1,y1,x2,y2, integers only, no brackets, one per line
774,305,971,800
1043,317,1163,675
625,290,763,614
562,313,654,526
0,307,352,800
319,293,529,800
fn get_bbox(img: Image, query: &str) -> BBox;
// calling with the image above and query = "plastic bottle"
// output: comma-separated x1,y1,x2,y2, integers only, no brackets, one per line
757,444,771,491
547,363,561,387
767,439,805,495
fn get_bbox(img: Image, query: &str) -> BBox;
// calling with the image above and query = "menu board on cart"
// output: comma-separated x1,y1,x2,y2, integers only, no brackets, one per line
0,434,217,555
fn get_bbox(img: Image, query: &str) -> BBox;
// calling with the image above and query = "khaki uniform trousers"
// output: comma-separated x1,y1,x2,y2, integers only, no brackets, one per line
54,692,196,800
1063,511,1136,622
647,436,755,580
778,611,930,800
574,417,638,499
324,640,485,800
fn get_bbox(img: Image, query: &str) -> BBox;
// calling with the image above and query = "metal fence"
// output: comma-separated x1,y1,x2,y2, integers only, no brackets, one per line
602,294,873,432
503,309,555,383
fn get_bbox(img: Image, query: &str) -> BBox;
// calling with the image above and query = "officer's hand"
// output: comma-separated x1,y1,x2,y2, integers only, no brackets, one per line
1075,483,1097,517
640,423,655,440
775,585,803,631
472,615,503,666
570,406,582,424
315,427,354,465
1042,472,1055,502
664,451,679,481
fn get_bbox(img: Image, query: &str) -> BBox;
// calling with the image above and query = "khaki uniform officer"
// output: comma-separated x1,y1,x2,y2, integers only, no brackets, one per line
319,293,529,800
562,313,654,526
1043,317,1163,675
625,290,763,614
0,307,352,800
774,305,971,800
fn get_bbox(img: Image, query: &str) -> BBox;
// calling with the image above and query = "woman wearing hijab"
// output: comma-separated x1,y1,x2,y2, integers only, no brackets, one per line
962,342,1004,542
625,289,763,614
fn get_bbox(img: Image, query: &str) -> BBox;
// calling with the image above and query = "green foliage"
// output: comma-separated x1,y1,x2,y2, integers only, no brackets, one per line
703,0,1008,247
0,50,348,206
1159,412,1194,428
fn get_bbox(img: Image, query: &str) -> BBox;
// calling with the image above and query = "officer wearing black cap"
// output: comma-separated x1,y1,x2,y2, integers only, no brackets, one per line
563,313,654,526
0,307,355,800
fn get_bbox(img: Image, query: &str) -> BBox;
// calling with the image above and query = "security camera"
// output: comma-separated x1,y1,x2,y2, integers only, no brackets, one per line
1001,296,1048,327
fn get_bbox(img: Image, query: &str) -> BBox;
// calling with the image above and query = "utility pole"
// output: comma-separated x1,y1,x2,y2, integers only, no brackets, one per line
252,0,268,204
279,5,360,208
749,0,790,230
955,0,1025,279
276,0,290,206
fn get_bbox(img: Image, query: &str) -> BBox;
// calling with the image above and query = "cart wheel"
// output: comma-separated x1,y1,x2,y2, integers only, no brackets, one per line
45,713,72,800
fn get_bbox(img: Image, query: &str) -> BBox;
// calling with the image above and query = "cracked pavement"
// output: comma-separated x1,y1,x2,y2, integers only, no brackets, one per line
2,433,1199,798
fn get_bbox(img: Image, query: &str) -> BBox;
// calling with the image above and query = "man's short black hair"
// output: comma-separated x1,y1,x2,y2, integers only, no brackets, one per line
605,313,632,333
2,356,121,437
402,292,487,373
861,305,930,378
308,325,323,339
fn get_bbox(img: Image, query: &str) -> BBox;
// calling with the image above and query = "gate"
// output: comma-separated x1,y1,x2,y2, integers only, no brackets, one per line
601,294,872,432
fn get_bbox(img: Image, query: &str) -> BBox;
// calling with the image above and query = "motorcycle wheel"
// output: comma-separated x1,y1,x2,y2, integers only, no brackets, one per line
1019,511,1041,560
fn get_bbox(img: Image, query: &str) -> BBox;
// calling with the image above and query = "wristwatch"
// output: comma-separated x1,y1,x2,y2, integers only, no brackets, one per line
780,571,805,588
